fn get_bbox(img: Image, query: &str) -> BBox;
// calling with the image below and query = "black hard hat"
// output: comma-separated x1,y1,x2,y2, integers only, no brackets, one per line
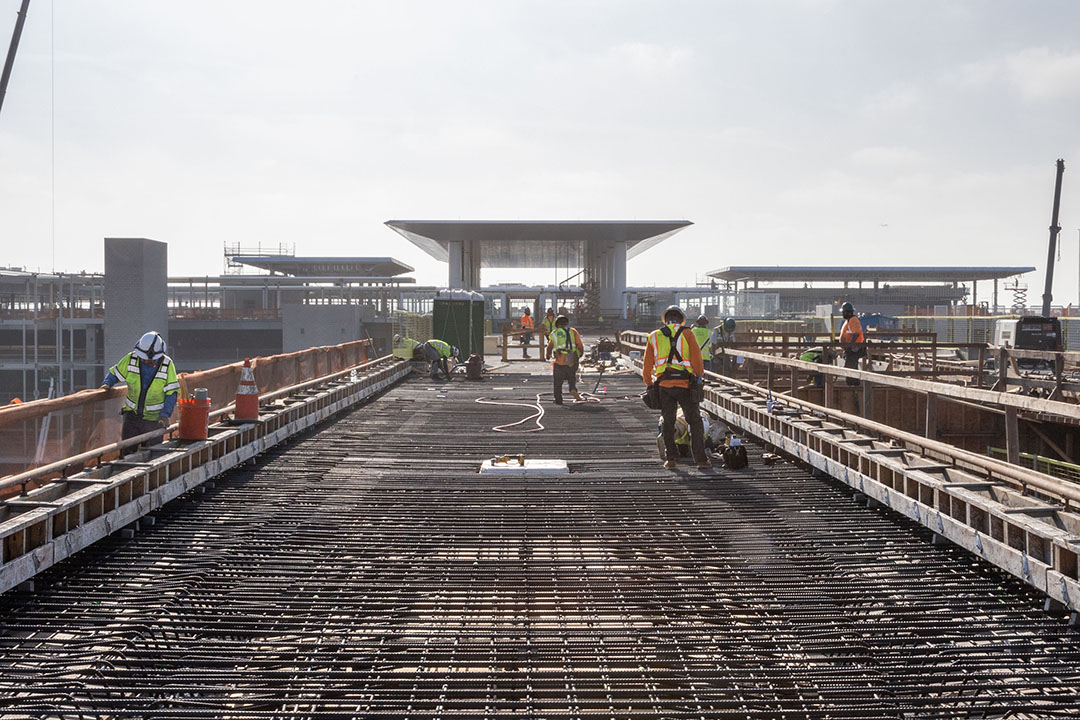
555,314,569,327
696,314,709,326
841,302,855,315
662,305,685,323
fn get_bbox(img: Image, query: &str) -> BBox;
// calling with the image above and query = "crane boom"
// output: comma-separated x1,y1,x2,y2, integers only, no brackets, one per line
0,0,31,119
1041,159,1065,317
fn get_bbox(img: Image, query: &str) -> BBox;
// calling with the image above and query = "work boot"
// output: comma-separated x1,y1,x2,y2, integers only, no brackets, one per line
572,392,583,401
663,459,677,469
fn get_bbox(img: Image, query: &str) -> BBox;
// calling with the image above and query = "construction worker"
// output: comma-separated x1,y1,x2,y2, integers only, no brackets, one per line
519,307,534,358
692,315,712,370
797,346,834,388
549,314,584,405
656,406,717,460
101,331,180,441
392,333,423,360
839,302,865,385
642,305,709,469
710,317,737,374
421,339,458,381
540,307,557,358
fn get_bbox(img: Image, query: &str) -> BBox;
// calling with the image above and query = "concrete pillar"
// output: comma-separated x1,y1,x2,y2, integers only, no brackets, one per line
448,241,464,289
613,241,627,318
104,238,168,371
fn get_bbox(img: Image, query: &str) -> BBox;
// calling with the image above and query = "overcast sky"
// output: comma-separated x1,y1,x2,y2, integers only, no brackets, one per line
2,0,1080,305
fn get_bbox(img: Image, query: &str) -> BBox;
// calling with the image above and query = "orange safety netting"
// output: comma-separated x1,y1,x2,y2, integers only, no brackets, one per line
0,339,372,483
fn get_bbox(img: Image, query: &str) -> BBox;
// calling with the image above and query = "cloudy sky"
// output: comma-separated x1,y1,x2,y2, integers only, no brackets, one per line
2,0,1080,304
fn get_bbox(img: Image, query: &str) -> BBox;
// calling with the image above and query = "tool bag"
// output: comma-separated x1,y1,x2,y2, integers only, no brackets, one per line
641,383,661,410
722,442,749,470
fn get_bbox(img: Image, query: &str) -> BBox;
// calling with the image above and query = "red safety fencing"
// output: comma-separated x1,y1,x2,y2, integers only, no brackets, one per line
0,339,371,483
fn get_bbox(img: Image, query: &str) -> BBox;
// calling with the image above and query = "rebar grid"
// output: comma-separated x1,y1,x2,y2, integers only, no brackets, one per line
1,374,1078,719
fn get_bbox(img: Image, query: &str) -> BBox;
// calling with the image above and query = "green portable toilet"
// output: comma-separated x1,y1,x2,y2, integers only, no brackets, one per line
432,290,485,358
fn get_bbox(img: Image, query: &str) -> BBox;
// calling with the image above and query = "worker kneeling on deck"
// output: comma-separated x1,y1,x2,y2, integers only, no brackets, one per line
550,314,584,405
656,407,723,461
839,302,865,386
393,333,423,360
421,339,458,381
101,331,180,441
643,306,710,470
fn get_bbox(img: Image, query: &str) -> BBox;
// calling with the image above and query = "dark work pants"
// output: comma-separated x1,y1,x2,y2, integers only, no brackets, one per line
552,363,577,403
121,412,165,453
659,385,706,463
843,349,861,386
423,345,450,379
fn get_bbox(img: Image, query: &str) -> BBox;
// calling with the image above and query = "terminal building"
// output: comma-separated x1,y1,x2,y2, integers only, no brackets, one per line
0,226,1039,403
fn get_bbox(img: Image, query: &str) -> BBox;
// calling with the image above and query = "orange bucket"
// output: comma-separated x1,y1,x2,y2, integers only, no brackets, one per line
178,396,211,441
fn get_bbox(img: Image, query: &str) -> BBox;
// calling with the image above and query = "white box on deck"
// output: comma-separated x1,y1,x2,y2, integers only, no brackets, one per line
479,458,569,475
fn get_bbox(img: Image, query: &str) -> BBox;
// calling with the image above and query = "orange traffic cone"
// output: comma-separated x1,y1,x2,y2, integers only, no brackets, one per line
235,358,260,421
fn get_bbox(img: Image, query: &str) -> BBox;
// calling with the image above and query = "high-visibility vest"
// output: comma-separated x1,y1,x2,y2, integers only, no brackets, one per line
840,316,864,345
550,326,578,359
521,314,534,330
427,339,453,358
541,315,556,336
691,326,711,361
649,324,695,379
110,352,180,421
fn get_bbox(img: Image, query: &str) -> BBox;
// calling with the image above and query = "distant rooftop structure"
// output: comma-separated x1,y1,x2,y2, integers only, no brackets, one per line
231,256,414,278
385,220,691,266
707,266,1036,283
383,220,692,316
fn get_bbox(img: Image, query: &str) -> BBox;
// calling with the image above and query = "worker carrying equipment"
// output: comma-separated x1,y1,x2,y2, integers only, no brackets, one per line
101,330,180,443
839,302,865,386
643,307,710,470
550,314,584,405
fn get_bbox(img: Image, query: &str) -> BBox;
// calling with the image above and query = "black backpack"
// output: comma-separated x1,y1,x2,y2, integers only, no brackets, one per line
722,443,749,470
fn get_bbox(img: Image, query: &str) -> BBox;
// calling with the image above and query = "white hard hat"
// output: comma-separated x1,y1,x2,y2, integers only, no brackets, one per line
133,331,166,362
393,334,402,345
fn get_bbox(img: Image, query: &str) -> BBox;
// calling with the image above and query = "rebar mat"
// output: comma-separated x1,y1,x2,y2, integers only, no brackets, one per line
1,374,1078,719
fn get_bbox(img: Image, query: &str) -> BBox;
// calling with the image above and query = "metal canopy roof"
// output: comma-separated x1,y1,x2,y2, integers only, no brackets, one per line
384,220,692,267
231,256,414,277
707,266,1036,283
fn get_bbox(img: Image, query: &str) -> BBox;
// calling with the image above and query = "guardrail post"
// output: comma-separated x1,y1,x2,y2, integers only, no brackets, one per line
1005,405,1020,466
1051,353,1065,401
502,327,508,362
977,346,986,388
993,347,1008,391
824,372,834,409
925,392,938,440
862,380,874,420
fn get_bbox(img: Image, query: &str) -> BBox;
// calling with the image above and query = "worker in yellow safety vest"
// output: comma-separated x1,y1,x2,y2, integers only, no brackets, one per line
642,306,709,470
549,315,584,405
692,315,712,366
393,333,423,360
101,331,180,442
540,307,557,358
838,301,865,385
421,339,458,381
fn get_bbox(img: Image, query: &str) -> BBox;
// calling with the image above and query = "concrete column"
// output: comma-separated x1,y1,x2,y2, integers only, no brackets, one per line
104,238,168,371
448,241,464,289
613,241,627,318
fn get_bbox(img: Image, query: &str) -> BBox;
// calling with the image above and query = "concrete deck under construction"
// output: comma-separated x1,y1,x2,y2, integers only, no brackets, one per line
1,364,1079,717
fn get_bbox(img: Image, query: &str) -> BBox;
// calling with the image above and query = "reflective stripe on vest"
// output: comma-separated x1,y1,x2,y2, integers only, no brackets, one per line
551,327,576,356
650,325,695,378
691,326,711,361
114,352,178,421
428,339,452,358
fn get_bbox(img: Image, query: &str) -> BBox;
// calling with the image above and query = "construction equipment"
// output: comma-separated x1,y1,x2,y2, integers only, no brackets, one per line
0,0,30,119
